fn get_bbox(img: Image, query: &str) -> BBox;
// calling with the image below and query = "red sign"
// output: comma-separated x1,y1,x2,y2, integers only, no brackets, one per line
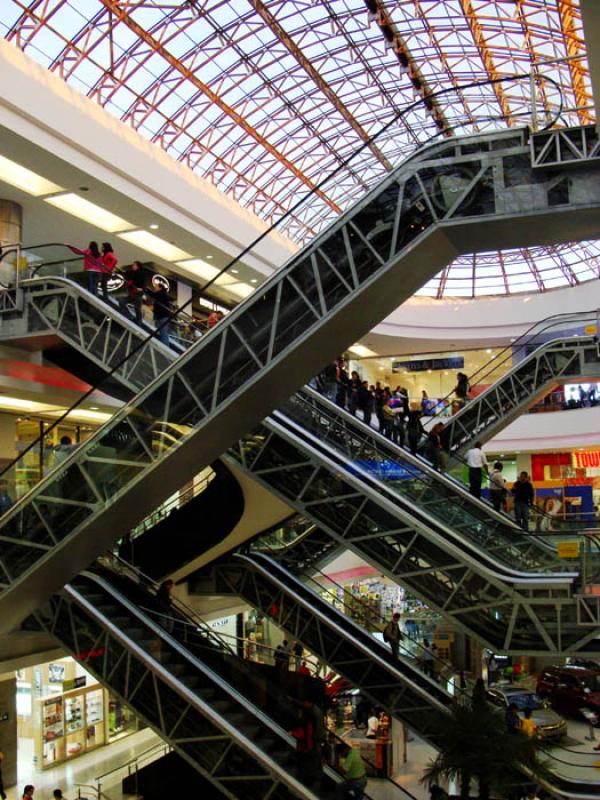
75,647,105,661
572,451,600,469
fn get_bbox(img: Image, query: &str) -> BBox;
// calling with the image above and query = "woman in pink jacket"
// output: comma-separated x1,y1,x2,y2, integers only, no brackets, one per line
100,242,118,300
66,241,102,296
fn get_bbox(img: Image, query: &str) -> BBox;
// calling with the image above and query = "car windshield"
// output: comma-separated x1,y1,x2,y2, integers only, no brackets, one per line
509,693,543,710
581,676,600,692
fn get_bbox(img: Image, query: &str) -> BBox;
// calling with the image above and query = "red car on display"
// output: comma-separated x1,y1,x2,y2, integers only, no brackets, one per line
536,665,600,719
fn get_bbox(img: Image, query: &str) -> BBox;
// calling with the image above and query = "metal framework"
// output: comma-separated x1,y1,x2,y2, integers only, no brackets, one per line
38,572,324,800
0,0,596,291
0,277,174,394
0,127,599,634
214,552,450,741
225,388,600,655
443,331,600,457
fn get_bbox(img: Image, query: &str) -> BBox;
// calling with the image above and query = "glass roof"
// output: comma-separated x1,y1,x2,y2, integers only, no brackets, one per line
0,0,596,296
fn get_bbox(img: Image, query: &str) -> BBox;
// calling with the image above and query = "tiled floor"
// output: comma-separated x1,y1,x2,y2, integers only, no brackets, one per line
8,728,162,800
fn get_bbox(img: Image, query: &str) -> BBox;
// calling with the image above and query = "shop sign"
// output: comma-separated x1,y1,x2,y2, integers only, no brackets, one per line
584,325,597,335
572,451,600,469
392,356,464,373
557,541,580,558
63,676,86,692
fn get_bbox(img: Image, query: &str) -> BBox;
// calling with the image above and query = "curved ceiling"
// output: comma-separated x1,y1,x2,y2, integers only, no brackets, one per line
0,0,597,296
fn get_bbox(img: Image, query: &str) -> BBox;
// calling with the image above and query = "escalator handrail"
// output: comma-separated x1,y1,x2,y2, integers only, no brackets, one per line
301,385,600,558
274,393,578,581
71,573,312,771
237,551,452,707
249,529,456,679
423,314,600,428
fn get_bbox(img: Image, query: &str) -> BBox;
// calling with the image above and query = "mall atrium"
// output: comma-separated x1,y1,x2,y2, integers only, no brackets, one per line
0,1,599,799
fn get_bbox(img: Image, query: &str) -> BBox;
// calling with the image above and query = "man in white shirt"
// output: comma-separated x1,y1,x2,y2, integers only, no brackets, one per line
366,711,379,739
465,441,488,499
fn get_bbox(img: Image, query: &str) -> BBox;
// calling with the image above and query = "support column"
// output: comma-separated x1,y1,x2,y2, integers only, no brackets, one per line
0,676,17,788
0,201,23,286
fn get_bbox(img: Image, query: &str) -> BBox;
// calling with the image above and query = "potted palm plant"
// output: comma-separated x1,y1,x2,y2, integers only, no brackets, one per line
422,701,551,799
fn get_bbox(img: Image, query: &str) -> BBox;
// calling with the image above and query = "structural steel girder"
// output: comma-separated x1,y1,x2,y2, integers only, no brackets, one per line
214,552,450,745
37,572,324,800
225,388,600,656
0,127,599,637
443,333,600,457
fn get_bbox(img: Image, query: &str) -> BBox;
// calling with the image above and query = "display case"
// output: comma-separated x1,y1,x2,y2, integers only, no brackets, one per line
41,697,64,767
85,689,105,748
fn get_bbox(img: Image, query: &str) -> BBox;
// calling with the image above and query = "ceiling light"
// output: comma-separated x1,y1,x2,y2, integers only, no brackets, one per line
89,406,99,411
231,269,239,274
218,281,253,299
486,349,492,354
64,409,112,423
119,230,191,261
0,396,35,410
176,259,220,281
0,154,63,196
250,279,258,284
46,193,133,232
348,344,377,358
149,223,159,230
206,255,213,260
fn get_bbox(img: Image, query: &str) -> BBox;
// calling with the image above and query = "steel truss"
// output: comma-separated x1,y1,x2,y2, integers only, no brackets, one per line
213,551,450,743
0,277,173,395
226,389,600,655
444,335,600,457
1,127,599,633
36,572,325,800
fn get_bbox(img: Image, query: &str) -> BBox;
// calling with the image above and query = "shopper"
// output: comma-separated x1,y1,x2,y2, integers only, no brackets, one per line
406,402,425,455
366,710,379,739
454,371,470,406
0,480,13,516
383,612,403,660
54,436,76,466
155,579,175,633
512,471,534,531
521,707,537,738
489,461,507,512
425,422,447,471
289,699,324,790
53,790,66,800
466,441,488,499
100,242,118,301
145,283,172,346
22,786,34,800
421,638,434,679
347,371,361,416
66,241,103,296
358,381,373,426
119,261,144,324
274,640,290,672
297,660,311,676
471,677,487,709
292,640,303,671
506,702,521,734
336,741,367,800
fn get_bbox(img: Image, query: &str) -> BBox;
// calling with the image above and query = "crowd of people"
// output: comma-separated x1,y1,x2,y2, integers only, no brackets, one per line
67,241,227,348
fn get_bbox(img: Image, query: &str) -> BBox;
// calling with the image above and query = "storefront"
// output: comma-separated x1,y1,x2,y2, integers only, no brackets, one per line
16,656,140,770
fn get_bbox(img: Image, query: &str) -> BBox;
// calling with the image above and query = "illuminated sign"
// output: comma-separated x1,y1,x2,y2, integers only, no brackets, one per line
152,274,170,292
392,357,464,373
557,541,580,558
572,451,600,469
106,273,124,293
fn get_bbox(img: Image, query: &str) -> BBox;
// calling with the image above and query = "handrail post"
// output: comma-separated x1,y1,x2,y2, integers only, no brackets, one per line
530,69,538,133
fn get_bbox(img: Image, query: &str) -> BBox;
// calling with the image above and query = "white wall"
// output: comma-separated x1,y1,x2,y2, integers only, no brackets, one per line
488,405,600,452
369,280,600,351
0,40,296,276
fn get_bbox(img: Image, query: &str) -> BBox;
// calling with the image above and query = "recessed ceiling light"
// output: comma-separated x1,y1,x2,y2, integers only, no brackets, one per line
46,194,134,233
348,344,377,358
89,406,99,411
0,154,63,196
119,230,191,261
206,255,213,260
250,279,258,284
149,223,159,230
231,269,239,274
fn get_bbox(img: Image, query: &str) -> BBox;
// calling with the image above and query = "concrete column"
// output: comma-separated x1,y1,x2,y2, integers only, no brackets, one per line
0,201,22,249
176,279,192,312
0,201,23,286
0,677,17,787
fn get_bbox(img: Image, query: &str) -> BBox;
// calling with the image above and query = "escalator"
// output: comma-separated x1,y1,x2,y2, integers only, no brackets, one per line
437,316,600,457
32,562,417,800
1,124,599,631
225,388,599,655
194,546,600,800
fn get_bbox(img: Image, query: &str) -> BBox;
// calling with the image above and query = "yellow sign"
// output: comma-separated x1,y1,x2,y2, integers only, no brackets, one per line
557,542,580,558
584,325,597,335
